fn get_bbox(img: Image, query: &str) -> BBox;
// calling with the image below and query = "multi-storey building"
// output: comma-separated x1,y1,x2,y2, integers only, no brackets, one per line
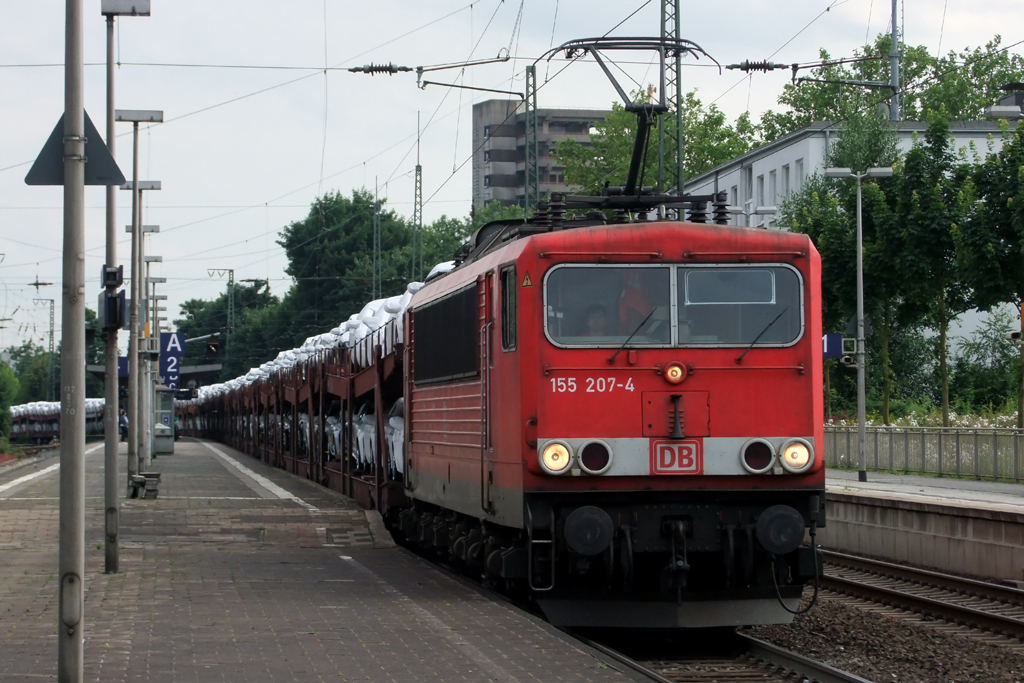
683,117,1019,229
471,99,610,210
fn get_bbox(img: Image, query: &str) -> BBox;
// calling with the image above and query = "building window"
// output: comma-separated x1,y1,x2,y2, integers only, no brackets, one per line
500,266,517,351
483,125,491,138
484,176,491,188
483,151,491,163
768,170,777,205
756,175,764,207
781,165,790,197
743,167,753,204
730,186,739,225
550,173,558,183
795,159,804,190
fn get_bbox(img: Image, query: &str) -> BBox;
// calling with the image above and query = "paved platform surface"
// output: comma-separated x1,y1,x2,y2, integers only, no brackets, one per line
0,439,633,682
827,467,1024,513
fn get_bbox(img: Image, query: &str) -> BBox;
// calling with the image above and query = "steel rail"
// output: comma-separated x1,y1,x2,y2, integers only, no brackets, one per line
822,550,1024,604
567,629,875,683
821,558,1024,638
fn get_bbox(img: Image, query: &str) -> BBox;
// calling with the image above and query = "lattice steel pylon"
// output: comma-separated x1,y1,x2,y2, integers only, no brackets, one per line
207,268,235,352
412,113,424,282
658,0,685,198
33,298,55,401
524,65,540,213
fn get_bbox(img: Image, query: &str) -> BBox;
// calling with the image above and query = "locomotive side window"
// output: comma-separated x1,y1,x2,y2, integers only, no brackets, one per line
412,284,479,384
500,265,517,351
678,266,802,346
545,266,671,347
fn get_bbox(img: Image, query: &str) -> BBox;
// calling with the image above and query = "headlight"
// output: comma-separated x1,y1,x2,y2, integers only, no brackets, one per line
780,439,813,473
540,442,573,475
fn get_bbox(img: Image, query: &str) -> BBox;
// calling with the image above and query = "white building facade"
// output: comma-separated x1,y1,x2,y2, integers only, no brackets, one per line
683,120,1017,228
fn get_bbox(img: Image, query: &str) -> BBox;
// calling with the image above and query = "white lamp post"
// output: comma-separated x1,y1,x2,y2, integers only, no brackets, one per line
823,166,894,482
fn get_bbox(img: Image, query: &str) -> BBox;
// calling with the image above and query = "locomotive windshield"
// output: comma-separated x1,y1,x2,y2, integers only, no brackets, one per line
679,266,802,346
544,264,803,348
545,266,671,346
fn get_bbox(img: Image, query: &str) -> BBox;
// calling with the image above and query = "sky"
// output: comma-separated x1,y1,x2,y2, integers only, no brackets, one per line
0,0,1021,355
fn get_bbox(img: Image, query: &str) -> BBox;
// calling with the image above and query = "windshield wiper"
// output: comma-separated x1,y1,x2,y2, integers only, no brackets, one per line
736,306,789,364
608,307,656,364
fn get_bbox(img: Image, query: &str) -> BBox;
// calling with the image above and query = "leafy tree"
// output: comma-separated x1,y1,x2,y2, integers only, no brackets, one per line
780,108,903,421
898,114,976,426
557,90,754,195
0,361,18,439
956,125,1024,425
5,342,56,404
949,309,1019,411
759,35,1024,143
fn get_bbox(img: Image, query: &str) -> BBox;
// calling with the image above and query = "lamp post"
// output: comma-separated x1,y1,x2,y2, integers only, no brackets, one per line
112,111,161,494
823,166,894,482
101,0,151,577
143,255,161,468
728,202,778,228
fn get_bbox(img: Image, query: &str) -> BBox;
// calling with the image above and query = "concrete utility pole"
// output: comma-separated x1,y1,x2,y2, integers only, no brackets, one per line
143,255,161,469
102,8,119,575
825,166,894,482
115,112,162,494
58,0,87,677
889,0,900,121
102,0,151,575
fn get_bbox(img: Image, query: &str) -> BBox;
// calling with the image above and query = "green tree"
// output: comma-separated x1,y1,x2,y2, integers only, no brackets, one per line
759,35,1024,144
898,115,976,426
949,309,1019,411
955,124,1024,425
0,361,18,439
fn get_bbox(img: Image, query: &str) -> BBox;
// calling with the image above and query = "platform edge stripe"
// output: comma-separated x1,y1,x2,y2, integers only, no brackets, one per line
0,443,102,496
337,555,521,683
202,441,320,512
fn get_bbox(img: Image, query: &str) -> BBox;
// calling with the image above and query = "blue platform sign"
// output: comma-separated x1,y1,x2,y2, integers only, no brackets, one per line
822,333,843,360
159,332,185,389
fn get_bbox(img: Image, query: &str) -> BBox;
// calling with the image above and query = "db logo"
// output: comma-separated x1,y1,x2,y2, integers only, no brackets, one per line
650,439,703,475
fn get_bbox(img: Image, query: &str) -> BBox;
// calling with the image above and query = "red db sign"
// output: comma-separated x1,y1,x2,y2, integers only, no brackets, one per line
650,439,703,475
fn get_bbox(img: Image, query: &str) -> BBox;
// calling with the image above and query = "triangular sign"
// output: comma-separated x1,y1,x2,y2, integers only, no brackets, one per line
521,272,533,287
25,111,126,186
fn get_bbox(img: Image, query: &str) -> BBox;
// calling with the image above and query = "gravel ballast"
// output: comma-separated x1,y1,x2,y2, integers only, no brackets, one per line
749,597,1024,682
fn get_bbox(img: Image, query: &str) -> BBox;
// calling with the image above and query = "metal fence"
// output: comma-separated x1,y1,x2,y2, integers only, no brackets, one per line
823,426,1024,481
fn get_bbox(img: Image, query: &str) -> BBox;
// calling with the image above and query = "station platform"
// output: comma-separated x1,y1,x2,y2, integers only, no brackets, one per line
0,439,633,682
821,467,1024,582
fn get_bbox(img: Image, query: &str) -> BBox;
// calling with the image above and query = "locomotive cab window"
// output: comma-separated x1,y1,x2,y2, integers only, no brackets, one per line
678,266,802,346
500,265,517,351
544,266,671,347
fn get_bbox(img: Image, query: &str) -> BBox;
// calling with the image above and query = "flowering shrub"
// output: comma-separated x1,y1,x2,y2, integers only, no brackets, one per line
827,409,1021,429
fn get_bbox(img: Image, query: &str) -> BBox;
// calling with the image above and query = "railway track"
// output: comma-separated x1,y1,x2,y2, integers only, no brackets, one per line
572,629,874,683
821,549,1024,639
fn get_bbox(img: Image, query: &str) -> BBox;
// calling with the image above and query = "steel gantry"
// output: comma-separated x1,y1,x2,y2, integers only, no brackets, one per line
658,0,685,198
524,65,540,213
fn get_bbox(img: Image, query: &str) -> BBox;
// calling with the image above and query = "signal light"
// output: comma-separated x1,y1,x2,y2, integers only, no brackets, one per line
540,442,572,475
206,340,220,357
664,362,686,384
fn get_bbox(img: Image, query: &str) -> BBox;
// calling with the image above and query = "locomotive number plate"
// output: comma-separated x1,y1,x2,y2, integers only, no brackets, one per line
549,376,635,393
649,439,703,475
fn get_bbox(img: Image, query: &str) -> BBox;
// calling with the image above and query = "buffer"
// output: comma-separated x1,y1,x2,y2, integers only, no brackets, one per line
25,111,126,186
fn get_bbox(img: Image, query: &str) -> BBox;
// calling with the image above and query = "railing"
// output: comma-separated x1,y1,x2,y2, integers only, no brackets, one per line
824,425,1024,481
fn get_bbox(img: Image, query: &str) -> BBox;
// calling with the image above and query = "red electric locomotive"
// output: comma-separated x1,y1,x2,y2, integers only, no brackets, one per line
181,36,824,629
399,203,823,628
